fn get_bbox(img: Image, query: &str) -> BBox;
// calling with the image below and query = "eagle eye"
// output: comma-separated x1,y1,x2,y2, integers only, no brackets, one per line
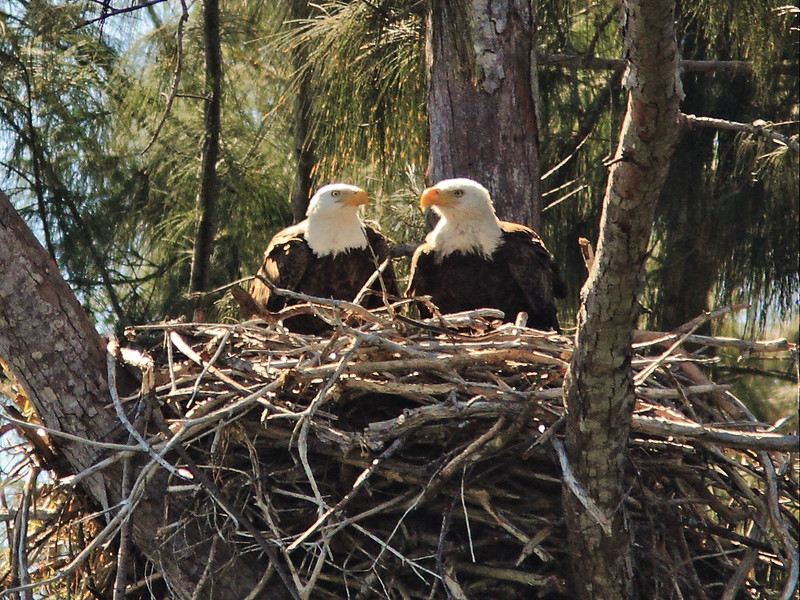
331,190,341,198
452,189,464,198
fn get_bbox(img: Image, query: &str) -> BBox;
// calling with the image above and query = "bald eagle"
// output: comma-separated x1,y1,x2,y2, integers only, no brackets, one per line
407,178,566,331
250,183,398,333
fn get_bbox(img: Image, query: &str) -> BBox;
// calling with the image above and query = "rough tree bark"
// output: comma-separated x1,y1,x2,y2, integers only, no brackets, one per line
0,191,291,600
190,0,222,305
426,0,543,229
561,0,683,598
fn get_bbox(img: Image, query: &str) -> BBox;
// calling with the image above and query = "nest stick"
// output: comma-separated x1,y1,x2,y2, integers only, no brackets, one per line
107,339,183,477
288,436,405,551
552,437,613,535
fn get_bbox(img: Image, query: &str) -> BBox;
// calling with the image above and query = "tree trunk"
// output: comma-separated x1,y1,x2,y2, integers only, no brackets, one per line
190,0,222,305
426,0,543,229
0,191,291,600
561,0,683,598
289,0,317,222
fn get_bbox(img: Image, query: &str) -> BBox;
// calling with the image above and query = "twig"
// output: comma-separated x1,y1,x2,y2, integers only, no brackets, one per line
166,378,286,441
186,328,232,405
440,417,507,480
552,437,613,535
107,338,185,478
352,257,393,307
636,384,731,399
112,454,134,600
15,316,796,598
537,53,798,75
633,330,793,354
721,526,762,600
165,328,178,394
149,408,304,600
189,536,219,600
0,411,146,452
632,413,799,452
61,453,130,487
254,274,391,328
453,562,558,588
351,522,440,582
298,532,332,599
74,0,168,28
435,504,456,597
242,565,276,600
0,451,165,598
634,304,749,385
300,347,567,378
169,330,252,393
672,303,751,335
460,467,476,564
15,467,38,600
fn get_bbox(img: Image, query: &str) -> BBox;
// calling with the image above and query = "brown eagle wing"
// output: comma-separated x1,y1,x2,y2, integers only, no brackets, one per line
249,223,312,312
499,221,566,329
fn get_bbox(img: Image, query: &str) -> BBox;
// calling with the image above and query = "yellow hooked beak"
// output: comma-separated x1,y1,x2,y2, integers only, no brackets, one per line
420,186,456,212
341,189,369,207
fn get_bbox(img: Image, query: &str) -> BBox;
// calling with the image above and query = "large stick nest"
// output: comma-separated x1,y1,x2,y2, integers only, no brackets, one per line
106,296,800,600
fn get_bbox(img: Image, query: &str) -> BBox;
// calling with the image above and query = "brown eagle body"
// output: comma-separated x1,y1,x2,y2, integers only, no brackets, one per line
407,179,565,332
249,184,398,334
408,222,565,330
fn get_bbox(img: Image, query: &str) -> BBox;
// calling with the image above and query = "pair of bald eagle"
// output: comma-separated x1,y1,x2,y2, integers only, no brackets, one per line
249,178,566,333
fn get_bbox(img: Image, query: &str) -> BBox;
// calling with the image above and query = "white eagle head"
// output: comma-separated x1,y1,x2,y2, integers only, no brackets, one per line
304,183,369,256
420,178,502,257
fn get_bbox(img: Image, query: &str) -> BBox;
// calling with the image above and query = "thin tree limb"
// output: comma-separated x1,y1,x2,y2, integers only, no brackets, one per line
141,0,189,155
684,113,799,153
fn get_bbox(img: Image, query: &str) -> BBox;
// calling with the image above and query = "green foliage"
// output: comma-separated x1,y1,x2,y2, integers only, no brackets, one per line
105,1,296,321
0,0,138,327
714,314,799,424
533,0,799,331
1,0,296,326
641,4,799,331
283,1,428,183
680,1,798,86
536,1,626,323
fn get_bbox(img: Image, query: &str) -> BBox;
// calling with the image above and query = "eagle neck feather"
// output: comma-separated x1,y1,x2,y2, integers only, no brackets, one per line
304,215,368,257
428,213,503,258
